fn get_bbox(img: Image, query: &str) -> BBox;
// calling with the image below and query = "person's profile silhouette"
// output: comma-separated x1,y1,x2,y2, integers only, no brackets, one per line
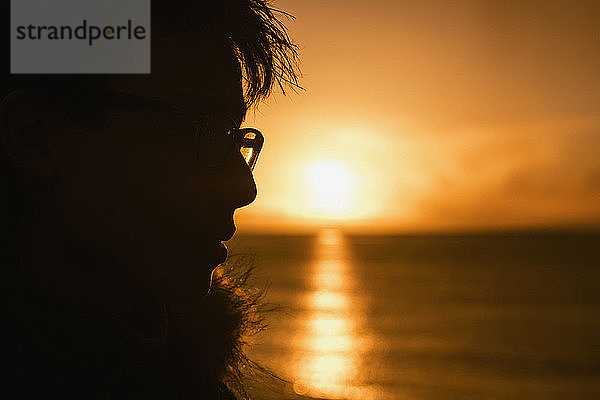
1,1,299,399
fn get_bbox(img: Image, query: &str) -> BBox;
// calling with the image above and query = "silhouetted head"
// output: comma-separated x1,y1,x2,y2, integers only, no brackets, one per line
0,1,299,303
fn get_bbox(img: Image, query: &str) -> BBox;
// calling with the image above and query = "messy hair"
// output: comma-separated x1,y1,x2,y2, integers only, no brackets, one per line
159,0,301,107
227,0,301,106
0,0,300,108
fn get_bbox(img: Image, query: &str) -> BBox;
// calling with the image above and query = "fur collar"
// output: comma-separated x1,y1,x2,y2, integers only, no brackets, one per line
4,256,266,400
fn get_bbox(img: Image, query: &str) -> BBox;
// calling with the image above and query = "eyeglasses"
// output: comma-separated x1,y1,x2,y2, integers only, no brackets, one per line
103,91,264,171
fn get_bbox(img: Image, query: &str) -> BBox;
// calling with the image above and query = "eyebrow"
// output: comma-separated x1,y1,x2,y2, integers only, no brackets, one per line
105,91,246,126
191,94,247,126
161,90,247,124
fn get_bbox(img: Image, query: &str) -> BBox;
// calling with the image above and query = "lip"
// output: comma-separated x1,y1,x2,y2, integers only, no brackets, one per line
215,241,228,264
218,227,236,242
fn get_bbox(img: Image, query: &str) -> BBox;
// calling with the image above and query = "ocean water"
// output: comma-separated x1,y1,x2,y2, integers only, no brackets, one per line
228,230,600,400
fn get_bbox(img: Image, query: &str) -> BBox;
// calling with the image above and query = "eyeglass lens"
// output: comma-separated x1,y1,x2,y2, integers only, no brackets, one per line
194,120,262,170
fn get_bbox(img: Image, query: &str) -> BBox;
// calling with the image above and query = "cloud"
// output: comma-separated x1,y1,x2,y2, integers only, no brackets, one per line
409,121,600,228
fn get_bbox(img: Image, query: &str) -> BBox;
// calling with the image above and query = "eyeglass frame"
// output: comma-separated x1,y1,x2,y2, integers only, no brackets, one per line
100,91,264,171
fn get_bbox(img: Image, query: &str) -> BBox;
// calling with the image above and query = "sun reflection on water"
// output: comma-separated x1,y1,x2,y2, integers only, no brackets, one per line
292,229,380,399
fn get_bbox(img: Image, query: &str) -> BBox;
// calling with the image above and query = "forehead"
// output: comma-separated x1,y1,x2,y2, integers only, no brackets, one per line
106,27,246,122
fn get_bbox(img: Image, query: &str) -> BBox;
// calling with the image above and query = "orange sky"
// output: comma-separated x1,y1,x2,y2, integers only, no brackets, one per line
237,0,600,233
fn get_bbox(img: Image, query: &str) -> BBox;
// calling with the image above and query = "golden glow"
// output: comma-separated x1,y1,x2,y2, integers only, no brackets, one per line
319,228,343,246
305,161,357,217
306,335,356,353
314,270,345,290
240,147,253,163
308,314,353,336
308,291,348,310
292,229,380,399
233,1,600,232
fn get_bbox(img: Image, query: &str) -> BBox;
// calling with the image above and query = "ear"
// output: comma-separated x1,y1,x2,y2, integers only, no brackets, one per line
0,90,57,180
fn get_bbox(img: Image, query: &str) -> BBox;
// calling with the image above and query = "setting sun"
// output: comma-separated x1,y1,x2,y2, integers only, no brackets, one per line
304,161,357,218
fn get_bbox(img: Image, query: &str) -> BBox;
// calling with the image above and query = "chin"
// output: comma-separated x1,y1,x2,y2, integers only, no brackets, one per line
162,264,219,303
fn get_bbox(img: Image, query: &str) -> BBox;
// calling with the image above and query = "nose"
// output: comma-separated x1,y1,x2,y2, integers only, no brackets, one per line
220,149,257,209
